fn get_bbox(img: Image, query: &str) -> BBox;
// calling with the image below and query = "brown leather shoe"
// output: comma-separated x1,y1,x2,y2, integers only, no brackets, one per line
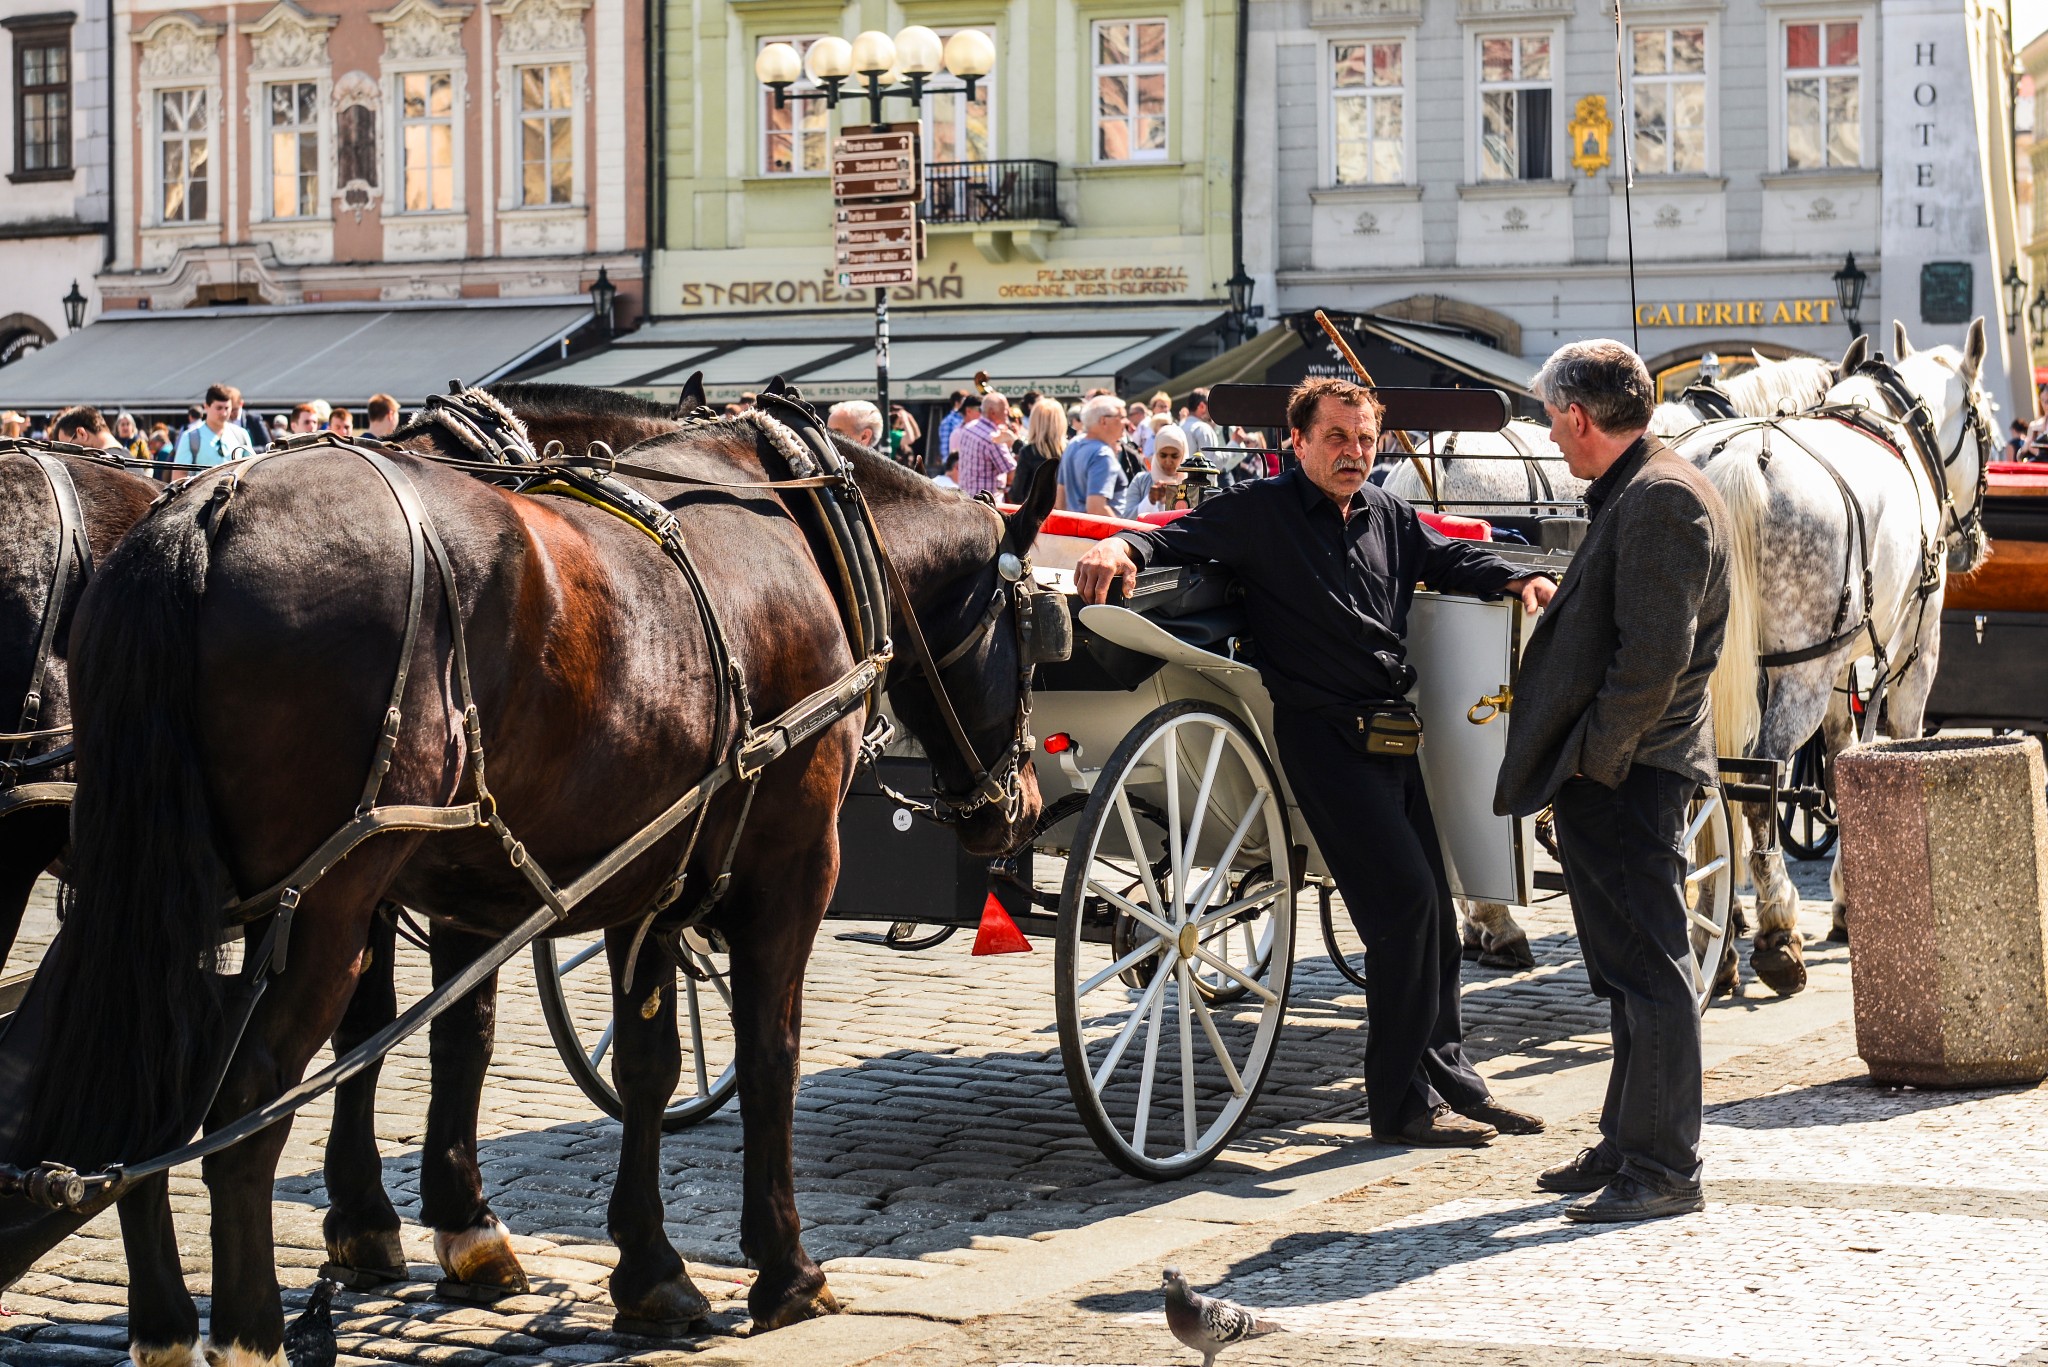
1536,1145,1621,1193
1376,1104,1496,1147
1456,1098,1545,1135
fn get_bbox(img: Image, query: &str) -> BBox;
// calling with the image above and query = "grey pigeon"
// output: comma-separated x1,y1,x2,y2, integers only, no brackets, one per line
1161,1265,1280,1367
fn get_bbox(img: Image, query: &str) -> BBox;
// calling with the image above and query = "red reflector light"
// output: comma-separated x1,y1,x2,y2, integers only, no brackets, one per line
1044,732,1072,754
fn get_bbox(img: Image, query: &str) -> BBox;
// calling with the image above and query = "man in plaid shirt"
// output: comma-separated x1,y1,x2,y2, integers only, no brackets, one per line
954,391,1017,499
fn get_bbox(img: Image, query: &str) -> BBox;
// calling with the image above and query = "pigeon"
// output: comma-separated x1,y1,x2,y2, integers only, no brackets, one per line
282,1278,337,1367
1161,1265,1281,1367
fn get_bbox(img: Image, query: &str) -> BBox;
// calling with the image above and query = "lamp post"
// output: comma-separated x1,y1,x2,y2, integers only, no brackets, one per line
60,280,87,333
1225,267,1261,347
2030,287,2047,340
588,265,617,339
1832,253,1867,343
756,27,994,417
2006,261,2029,336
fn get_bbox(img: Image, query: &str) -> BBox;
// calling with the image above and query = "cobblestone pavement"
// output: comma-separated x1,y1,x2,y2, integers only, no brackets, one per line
1,860,1857,1365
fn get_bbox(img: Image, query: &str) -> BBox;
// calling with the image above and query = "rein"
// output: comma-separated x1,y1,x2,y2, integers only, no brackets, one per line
0,444,97,813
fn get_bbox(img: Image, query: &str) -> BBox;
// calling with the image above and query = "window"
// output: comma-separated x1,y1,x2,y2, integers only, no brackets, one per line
923,27,993,163
400,71,455,211
1331,40,1403,185
158,88,209,222
1785,20,1860,169
1630,27,1707,175
517,63,573,205
761,35,828,175
14,27,70,174
1477,33,1552,182
1093,19,1167,162
267,80,320,217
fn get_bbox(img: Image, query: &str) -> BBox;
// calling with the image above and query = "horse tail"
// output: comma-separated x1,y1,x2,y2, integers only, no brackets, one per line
16,503,229,1166
1705,443,1768,760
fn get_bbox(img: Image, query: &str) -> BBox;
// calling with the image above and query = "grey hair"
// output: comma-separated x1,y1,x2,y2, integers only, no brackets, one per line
1078,393,1124,428
829,399,884,442
1532,339,1654,434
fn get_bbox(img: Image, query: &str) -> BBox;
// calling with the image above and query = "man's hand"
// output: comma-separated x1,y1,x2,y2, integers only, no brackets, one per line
1076,537,1140,605
1508,574,1556,615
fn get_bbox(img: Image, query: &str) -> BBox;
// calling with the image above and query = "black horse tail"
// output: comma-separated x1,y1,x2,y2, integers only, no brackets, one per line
15,501,230,1167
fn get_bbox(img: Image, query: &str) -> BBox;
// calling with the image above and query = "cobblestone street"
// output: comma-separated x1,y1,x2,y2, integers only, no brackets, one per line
7,858,2026,1367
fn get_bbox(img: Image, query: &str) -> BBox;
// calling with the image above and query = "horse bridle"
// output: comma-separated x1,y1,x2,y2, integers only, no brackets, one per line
1842,355,1994,562
1,441,104,793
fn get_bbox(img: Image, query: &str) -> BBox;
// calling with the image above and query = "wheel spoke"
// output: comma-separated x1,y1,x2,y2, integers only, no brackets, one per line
698,957,736,1013
1189,943,1280,1003
1089,878,1177,941
1188,987,1246,1097
558,940,605,976
1686,855,1729,884
1683,791,1720,848
1113,788,1170,924
1165,731,1185,911
1131,981,1166,1153
1078,934,1168,998
1182,789,1271,915
685,974,709,1096
1177,961,1198,1152
1180,729,1229,885
1092,948,1178,1092
1685,907,1723,937
1188,881,1285,932
589,1020,616,1070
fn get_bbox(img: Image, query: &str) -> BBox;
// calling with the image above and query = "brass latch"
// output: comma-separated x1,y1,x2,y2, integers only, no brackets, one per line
1467,686,1512,725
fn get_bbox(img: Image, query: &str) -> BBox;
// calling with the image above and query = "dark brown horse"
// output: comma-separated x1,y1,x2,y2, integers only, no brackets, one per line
0,386,1051,1363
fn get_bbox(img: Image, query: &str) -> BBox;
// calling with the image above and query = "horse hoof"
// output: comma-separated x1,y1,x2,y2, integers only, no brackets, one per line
1711,945,1740,999
321,1227,406,1289
319,1259,406,1291
614,1273,712,1332
1477,933,1536,971
433,1216,529,1298
1750,930,1808,996
750,1278,841,1333
1827,906,1850,944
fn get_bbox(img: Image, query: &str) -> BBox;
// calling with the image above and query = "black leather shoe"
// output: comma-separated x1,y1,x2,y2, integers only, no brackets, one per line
1375,1104,1496,1148
1564,1173,1704,1223
1456,1098,1545,1135
1536,1146,1621,1193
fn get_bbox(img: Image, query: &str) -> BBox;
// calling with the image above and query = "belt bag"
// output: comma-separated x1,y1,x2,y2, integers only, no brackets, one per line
1343,704,1423,757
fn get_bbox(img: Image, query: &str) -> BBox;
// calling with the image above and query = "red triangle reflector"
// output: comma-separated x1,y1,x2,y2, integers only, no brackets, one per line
971,893,1032,955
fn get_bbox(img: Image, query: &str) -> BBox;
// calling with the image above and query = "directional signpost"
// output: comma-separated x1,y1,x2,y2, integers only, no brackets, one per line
832,124,925,414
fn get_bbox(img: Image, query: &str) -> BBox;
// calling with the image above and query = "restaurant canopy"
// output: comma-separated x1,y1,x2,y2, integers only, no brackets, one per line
0,298,596,412
521,306,1228,403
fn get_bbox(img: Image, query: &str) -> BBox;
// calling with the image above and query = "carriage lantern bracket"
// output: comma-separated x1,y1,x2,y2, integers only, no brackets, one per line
755,28,992,130
2006,261,2030,336
1832,253,1867,342
61,279,87,332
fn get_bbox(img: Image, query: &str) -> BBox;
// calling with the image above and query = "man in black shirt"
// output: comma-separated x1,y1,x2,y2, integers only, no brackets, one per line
1076,378,1554,1146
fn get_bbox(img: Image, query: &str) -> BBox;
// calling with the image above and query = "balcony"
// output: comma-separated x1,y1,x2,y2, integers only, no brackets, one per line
923,159,1062,264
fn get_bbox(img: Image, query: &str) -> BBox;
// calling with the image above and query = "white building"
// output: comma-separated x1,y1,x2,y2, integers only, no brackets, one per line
1,0,111,368
1244,0,2030,415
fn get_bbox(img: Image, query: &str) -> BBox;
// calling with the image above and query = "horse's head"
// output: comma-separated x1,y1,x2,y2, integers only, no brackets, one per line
1891,318,1996,574
864,446,1063,858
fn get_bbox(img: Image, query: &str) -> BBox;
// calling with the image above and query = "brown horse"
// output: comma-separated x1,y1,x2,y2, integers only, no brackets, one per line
0,386,1052,1363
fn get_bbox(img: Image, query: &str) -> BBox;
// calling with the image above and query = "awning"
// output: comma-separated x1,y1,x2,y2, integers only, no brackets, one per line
1349,316,1537,396
521,306,1228,403
1159,325,1305,395
0,298,596,411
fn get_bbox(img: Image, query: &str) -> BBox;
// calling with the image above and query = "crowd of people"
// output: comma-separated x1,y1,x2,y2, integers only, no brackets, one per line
0,385,405,475
829,385,1270,519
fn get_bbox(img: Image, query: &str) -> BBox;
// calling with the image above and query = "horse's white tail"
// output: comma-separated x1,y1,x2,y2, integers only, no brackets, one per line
1705,446,1767,760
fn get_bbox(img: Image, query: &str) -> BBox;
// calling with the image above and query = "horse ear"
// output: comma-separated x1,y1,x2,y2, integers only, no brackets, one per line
1962,316,1988,384
1751,349,1769,367
1002,455,1061,556
675,371,707,419
1840,334,1868,375
1894,319,1914,359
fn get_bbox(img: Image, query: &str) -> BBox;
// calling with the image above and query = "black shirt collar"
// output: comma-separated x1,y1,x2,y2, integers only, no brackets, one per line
1584,435,1653,519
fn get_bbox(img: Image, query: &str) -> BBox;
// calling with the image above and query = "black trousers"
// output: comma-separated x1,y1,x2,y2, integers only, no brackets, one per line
1552,766,1704,1190
1275,708,1488,1136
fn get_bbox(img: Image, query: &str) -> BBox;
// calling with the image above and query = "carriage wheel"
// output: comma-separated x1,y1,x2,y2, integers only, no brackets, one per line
1054,701,1295,1180
1776,732,1838,861
533,928,739,1132
1684,787,1737,1014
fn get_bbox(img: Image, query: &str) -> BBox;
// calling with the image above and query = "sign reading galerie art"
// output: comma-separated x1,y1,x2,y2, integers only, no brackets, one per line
1633,299,1838,327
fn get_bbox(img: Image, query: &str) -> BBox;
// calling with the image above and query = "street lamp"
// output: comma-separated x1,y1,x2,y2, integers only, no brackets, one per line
2030,287,2048,339
2007,262,2030,336
757,24,992,129
61,280,87,333
588,265,617,338
1226,267,1260,345
1832,253,1867,342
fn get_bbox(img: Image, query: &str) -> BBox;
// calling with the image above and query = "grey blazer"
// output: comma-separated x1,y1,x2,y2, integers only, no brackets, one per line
1494,436,1731,818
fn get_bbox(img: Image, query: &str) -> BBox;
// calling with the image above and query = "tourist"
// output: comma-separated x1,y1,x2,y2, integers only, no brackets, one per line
826,399,885,448
934,390,970,464
1009,397,1067,501
327,407,355,438
954,391,1016,500
50,405,120,449
174,383,256,466
366,394,401,439
1060,394,1130,516
1121,424,1192,516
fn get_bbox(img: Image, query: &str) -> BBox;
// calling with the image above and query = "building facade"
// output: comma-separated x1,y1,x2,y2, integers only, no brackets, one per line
1,0,111,366
94,0,645,317
1247,0,2029,415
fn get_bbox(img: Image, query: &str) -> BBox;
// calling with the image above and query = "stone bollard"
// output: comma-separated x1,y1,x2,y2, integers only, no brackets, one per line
1836,734,2048,1087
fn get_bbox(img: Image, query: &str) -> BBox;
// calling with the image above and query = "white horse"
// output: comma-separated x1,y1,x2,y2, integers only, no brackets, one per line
1382,420,1587,531
1675,320,1994,994
1649,353,1838,440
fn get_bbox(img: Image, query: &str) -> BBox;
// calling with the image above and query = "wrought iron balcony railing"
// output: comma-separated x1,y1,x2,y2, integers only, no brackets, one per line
923,159,1062,225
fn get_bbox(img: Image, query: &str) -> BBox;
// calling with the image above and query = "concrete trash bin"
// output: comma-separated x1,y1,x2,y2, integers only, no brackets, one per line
1836,733,2048,1087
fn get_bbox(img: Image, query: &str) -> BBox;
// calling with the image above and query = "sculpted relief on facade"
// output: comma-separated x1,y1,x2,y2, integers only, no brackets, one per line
135,16,222,81
375,0,470,60
245,5,333,71
494,0,587,55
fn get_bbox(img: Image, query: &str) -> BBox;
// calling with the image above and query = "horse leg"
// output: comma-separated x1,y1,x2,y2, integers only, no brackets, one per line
420,924,528,1299
119,1175,201,1367
726,880,838,1331
1462,900,1535,970
1745,670,1835,996
603,922,710,1331
320,906,407,1285
0,807,64,971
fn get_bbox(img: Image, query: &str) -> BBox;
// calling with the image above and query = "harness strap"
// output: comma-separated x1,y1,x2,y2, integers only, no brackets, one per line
8,454,93,769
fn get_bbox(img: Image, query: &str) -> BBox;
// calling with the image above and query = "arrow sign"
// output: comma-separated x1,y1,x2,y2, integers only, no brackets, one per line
838,264,918,288
836,223,916,249
836,201,918,229
832,124,921,202
835,243,918,268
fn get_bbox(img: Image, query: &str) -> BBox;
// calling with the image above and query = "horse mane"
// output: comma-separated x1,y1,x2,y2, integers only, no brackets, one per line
487,381,678,422
1718,355,1835,417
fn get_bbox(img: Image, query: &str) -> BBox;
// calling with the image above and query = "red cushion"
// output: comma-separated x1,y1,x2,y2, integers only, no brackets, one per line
998,505,1153,539
1419,510,1493,541
1137,510,1189,525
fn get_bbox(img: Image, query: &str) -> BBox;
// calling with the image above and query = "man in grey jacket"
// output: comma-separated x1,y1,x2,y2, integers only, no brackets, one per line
1495,339,1730,1223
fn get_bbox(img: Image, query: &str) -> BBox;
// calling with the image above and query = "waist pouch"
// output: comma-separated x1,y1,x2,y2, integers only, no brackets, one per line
1333,703,1424,757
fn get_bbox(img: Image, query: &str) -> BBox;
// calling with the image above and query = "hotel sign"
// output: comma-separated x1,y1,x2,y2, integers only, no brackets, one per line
1634,299,1837,327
